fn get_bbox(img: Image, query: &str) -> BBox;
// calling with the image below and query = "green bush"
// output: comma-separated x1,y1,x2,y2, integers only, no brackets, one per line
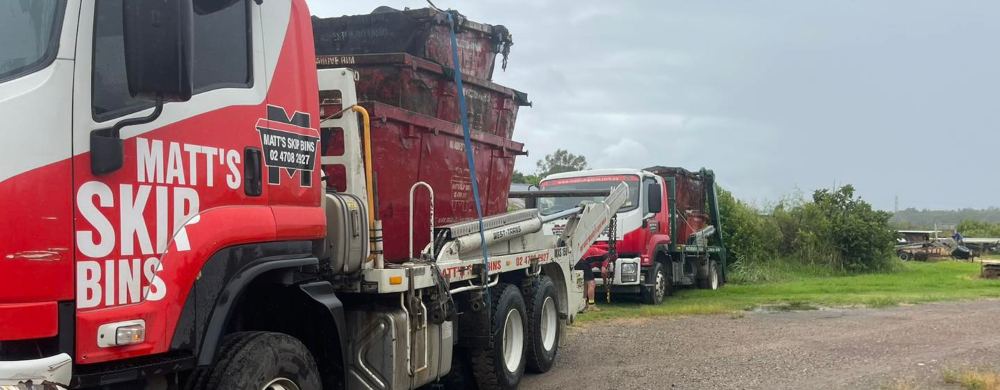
808,185,897,272
718,184,897,279
716,187,780,267
957,220,1000,238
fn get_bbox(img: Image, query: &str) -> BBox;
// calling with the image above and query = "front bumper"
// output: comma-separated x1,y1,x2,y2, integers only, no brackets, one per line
0,353,72,389
593,258,642,286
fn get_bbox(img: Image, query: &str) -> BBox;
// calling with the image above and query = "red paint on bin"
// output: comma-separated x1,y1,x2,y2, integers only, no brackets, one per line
318,50,528,264
322,102,524,263
316,53,529,139
312,7,512,81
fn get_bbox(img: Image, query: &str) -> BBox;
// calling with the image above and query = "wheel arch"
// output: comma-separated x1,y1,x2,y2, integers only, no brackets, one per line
169,242,347,387
651,249,672,281
539,263,570,319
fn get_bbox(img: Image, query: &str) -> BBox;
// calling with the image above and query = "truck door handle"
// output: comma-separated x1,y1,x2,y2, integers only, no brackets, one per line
244,148,263,197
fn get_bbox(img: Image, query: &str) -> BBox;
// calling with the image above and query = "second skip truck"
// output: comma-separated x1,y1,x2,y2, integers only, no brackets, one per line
536,167,729,304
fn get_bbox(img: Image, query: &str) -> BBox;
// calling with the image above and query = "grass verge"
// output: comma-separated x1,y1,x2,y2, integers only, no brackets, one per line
944,368,1000,390
576,260,1000,323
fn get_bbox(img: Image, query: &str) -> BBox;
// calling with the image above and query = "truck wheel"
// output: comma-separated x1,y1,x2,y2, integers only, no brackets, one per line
470,284,527,390
643,263,669,305
441,348,477,390
524,276,560,373
189,332,322,390
697,261,721,290
898,251,911,261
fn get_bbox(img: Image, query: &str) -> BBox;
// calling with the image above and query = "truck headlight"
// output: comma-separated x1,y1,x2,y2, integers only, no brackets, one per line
620,263,638,283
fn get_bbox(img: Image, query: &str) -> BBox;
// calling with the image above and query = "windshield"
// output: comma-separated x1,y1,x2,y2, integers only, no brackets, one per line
0,0,64,83
538,175,639,216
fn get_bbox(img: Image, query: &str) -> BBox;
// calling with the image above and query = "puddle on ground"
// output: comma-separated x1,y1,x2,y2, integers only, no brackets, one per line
747,302,823,313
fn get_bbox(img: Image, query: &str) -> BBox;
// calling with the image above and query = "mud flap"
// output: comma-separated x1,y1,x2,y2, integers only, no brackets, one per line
456,290,492,349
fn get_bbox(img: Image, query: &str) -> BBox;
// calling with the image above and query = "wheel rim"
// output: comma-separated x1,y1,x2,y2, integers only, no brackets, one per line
263,378,300,390
710,266,719,290
540,296,558,352
502,308,525,372
655,269,666,298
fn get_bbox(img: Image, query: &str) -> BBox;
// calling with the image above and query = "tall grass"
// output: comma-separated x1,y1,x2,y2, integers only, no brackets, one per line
728,257,846,284
944,368,1000,390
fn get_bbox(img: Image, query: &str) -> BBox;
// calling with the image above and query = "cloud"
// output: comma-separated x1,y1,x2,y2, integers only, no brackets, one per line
596,138,651,169
308,0,1000,210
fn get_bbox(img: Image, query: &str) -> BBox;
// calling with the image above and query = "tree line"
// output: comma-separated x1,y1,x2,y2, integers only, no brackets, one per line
891,207,1000,228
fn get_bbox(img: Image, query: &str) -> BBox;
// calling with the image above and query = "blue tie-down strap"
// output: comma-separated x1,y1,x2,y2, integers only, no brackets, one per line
446,11,491,304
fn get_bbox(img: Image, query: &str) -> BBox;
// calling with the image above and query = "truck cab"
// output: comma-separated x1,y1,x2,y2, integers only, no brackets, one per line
539,167,728,305
0,0,327,387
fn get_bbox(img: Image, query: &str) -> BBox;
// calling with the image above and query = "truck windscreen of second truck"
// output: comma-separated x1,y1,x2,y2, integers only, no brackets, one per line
538,175,639,216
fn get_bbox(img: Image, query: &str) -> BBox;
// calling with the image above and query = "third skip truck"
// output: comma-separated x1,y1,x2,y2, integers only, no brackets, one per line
536,167,728,304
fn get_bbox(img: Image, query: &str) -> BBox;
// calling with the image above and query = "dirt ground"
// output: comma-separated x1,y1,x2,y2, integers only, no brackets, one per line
522,300,1000,389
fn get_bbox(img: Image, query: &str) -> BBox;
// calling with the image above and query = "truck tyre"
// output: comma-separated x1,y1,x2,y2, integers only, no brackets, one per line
697,261,721,290
524,276,560,373
470,284,527,390
441,348,478,390
188,331,322,390
643,262,669,305
898,251,911,261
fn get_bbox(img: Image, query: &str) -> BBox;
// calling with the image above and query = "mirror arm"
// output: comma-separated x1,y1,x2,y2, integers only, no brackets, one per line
90,96,165,176
111,96,164,138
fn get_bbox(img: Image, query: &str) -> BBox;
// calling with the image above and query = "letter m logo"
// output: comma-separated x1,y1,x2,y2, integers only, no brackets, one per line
255,105,320,187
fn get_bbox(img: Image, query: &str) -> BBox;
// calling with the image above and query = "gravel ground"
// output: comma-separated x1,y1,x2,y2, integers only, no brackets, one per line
522,300,1000,389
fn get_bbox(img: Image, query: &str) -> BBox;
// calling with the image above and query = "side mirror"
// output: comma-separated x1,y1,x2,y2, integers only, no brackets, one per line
646,183,662,214
91,0,195,175
123,0,195,102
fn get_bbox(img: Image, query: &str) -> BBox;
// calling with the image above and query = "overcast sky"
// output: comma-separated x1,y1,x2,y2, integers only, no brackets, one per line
307,1,1000,211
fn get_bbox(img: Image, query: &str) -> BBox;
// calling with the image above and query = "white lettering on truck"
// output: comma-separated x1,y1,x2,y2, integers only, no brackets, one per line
75,137,236,309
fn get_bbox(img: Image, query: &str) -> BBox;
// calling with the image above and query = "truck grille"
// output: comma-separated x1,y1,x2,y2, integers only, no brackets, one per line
0,336,58,361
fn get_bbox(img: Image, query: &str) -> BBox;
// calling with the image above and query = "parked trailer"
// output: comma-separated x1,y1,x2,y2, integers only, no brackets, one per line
0,3,616,390
527,167,728,305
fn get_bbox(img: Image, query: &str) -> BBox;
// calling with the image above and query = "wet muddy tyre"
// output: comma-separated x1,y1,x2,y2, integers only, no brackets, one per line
470,284,527,390
643,262,669,305
697,261,721,290
524,276,560,373
189,331,322,390
441,348,478,390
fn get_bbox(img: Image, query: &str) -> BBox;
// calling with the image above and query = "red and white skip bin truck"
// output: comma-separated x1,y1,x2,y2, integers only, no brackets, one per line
0,2,625,389
536,167,729,305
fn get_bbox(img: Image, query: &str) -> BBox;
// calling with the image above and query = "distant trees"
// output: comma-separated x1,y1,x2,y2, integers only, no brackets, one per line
891,208,1000,228
957,220,1000,238
511,170,541,186
535,149,588,178
512,149,588,185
